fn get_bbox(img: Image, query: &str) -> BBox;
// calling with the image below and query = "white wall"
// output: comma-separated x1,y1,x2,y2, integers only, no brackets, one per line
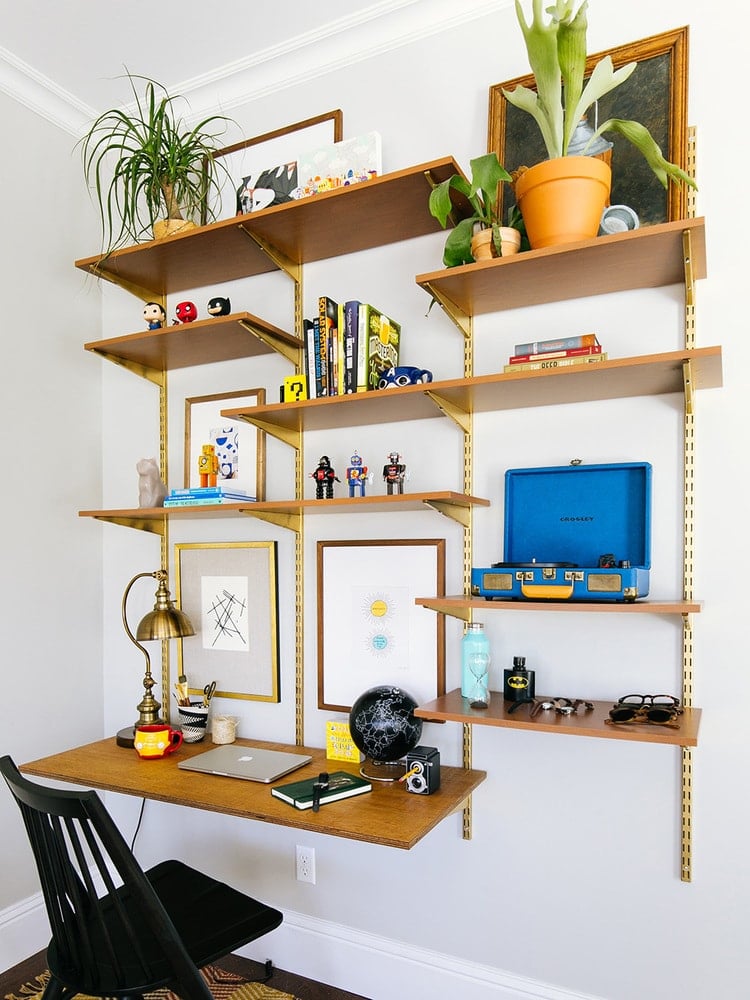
4,2,750,998
0,93,102,911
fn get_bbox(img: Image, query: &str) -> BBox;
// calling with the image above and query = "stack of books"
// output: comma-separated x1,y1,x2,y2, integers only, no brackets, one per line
504,334,606,372
163,486,256,507
304,296,401,398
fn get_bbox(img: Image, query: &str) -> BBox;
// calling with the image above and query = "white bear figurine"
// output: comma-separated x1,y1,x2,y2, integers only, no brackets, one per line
136,458,167,508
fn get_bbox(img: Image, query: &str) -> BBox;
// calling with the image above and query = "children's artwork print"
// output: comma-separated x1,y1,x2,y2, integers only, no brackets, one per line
295,132,382,198
210,425,239,480
201,576,248,652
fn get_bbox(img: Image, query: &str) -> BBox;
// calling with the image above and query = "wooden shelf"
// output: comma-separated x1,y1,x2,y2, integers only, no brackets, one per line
416,217,706,315
416,595,702,616
222,347,723,438
79,491,490,532
415,689,700,747
75,158,470,299
22,737,486,851
84,312,301,377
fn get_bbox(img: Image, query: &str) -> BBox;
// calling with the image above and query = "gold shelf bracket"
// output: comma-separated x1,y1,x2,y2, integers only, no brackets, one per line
421,283,471,338
682,360,695,416
423,500,471,527
239,226,302,283
425,390,471,433
87,349,165,387
238,319,302,367
243,509,302,534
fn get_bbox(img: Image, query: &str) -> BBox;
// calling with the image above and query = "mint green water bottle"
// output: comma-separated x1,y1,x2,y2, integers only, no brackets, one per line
461,622,491,707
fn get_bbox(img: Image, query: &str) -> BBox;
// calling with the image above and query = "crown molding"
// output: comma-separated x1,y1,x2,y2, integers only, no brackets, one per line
0,0,509,135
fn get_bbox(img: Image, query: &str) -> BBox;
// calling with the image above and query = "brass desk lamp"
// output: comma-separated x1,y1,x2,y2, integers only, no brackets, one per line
117,569,195,748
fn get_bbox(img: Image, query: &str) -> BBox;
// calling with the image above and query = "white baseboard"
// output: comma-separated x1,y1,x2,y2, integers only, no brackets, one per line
241,909,606,1000
0,897,603,1000
0,892,49,972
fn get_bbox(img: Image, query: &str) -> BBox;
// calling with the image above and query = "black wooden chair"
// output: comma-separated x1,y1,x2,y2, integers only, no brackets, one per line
1,756,283,1000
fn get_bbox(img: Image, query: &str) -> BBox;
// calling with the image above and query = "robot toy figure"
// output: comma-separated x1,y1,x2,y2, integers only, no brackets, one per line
143,302,166,329
346,451,369,498
198,443,219,487
311,455,340,500
383,451,407,495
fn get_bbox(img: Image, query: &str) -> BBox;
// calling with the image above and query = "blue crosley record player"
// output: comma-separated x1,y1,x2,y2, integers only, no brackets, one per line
471,461,652,602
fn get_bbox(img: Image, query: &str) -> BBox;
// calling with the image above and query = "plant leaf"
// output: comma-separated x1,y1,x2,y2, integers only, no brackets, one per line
442,217,477,268
557,1,589,155
568,57,636,143
510,0,564,158
588,117,697,189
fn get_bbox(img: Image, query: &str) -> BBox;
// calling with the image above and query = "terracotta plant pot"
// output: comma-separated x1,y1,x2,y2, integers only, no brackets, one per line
153,218,196,240
470,226,522,261
514,156,611,250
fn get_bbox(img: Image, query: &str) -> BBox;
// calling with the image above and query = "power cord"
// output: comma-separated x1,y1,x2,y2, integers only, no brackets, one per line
130,797,147,852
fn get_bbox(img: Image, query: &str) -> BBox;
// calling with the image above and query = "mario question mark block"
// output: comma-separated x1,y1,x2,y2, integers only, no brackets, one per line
281,375,308,402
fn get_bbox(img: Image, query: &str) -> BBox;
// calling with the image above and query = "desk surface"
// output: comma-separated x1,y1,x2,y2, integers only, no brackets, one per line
22,737,486,850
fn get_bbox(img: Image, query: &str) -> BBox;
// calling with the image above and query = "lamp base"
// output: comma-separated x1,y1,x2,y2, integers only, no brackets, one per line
116,726,136,749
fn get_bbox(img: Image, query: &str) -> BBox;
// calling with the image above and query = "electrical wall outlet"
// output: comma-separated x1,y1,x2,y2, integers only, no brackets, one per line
295,844,316,884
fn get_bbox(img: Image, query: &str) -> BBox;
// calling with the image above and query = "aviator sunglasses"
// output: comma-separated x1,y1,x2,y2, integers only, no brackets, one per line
606,694,682,727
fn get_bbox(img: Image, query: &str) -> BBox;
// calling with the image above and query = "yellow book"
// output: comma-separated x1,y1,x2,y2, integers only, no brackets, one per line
326,721,362,762
504,353,608,373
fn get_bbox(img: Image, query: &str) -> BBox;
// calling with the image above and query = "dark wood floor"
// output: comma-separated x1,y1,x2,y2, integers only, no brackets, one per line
0,949,371,1000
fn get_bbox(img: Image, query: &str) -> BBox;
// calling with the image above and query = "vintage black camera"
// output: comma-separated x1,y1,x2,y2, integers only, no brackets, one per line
404,745,440,795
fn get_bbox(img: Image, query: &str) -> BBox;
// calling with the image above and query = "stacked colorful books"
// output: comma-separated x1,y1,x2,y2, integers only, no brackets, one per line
163,486,256,507
504,333,606,372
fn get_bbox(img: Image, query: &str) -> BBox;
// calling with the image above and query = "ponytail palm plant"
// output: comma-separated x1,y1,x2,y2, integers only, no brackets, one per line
80,72,234,255
503,0,695,191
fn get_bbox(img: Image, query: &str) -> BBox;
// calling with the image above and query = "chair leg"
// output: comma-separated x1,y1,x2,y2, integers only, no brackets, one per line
40,977,77,1000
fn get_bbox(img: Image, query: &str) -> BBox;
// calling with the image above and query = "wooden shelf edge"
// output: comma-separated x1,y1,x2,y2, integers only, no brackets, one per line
415,596,703,615
415,690,700,747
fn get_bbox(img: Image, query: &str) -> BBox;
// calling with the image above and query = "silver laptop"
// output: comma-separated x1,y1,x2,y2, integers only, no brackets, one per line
178,744,312,783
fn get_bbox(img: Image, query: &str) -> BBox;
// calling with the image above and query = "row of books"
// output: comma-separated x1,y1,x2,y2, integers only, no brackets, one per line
304,296,401,398
163,486,256,507
503,333,606,372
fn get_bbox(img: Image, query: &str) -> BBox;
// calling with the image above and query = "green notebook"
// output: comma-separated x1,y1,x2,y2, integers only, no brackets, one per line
271,770,371,810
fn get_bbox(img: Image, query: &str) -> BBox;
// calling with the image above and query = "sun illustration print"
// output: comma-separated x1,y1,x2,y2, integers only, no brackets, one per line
362,591,396,621
364,628,395,657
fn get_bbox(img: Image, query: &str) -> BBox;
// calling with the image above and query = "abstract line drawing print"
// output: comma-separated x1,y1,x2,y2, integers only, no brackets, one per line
201,576,248,652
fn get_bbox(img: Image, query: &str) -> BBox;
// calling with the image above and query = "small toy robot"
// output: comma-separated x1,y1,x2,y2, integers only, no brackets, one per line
383,451,407,495
198,443,219,487
143,302,166,330
207,296,231,317
346,452,369,498
311,455,340,499
174,301,198,324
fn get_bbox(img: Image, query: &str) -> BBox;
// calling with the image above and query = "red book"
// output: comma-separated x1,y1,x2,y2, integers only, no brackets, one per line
508,344,603,364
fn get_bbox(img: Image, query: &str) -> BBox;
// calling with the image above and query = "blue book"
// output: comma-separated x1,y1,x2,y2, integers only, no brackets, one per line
514,333,599,355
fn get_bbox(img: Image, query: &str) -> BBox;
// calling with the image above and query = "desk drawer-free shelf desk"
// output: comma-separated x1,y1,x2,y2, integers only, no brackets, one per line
22,737,486,850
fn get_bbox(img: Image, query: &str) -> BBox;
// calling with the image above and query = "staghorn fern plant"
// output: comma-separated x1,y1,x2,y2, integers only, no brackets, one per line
503,0,696,191
80,72,235,255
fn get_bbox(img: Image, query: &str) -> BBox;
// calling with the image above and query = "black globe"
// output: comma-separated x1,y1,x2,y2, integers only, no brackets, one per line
349,686,423,763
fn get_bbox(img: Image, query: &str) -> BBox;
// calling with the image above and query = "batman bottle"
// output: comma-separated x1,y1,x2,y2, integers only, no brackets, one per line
503,655,535,702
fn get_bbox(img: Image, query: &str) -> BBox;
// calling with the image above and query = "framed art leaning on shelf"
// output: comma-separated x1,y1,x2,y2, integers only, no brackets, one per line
317,539,446,713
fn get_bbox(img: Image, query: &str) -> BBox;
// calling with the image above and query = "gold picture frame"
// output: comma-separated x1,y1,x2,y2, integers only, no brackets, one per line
175,541,280,703
184,388,266,501
488,26,690,226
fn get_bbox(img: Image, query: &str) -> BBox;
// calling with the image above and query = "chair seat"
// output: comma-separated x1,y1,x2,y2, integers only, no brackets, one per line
47,860,283,997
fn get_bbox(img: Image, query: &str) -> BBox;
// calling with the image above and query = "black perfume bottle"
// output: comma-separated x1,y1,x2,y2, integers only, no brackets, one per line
503,655,535,702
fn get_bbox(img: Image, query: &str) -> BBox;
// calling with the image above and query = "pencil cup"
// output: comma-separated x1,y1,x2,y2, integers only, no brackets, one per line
212,716,239,745
176,702,209,743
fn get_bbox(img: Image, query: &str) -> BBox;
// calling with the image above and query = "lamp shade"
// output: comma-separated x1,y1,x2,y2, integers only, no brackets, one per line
135,573,195,641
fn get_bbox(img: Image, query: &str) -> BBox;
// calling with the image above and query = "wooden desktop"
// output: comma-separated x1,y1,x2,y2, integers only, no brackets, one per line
22,736,486,850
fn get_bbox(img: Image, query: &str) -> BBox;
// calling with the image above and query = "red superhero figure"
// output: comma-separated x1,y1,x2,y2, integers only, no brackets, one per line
311,455,340,499
383,451,406,495
174,301,198,323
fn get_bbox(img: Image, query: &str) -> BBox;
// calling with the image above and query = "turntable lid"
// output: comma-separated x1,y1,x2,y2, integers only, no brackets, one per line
503,462,652,569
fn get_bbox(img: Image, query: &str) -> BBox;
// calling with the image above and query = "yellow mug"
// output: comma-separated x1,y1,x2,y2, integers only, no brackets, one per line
134,724,183,759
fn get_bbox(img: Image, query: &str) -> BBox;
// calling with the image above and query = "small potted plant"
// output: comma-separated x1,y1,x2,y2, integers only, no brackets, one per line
503,0,696,248
428,152,522,267
80,72,235,256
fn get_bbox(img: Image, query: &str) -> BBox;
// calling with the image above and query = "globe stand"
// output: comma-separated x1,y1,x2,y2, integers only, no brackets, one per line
360,758,406,782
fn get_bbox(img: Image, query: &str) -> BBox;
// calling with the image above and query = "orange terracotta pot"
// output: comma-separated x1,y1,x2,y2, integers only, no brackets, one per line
514,156,611,250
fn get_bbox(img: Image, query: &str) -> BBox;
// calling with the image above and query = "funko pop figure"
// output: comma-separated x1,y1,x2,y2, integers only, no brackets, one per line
207,296,231,317
174,301,198,324
143,302,166,330
346,451,369,498
311,455,340,500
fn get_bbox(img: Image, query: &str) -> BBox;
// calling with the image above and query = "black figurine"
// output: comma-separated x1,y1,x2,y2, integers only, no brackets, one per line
207,296,231,317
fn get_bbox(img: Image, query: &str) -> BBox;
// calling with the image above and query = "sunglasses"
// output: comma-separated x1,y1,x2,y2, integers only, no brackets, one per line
607,694,682,727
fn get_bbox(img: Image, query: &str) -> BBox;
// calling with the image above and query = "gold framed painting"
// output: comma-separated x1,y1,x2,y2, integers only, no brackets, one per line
488,26,690,226
174,541,280,703
184,388,265,500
